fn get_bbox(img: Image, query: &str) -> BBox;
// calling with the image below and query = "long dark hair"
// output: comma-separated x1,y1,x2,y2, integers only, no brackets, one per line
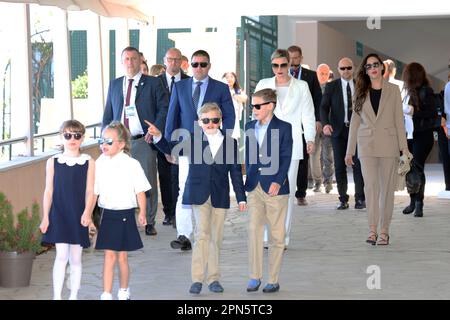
354,53,385,114
222,72,242,93
402,62,430,112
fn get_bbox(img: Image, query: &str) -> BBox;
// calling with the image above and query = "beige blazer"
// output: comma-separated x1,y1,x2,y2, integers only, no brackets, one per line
346,80,408,158
255,76,316,160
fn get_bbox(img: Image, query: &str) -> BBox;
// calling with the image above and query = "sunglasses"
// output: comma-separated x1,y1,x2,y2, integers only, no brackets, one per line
365,62,380,70
290,64,300,68
251,101,273,110
191,62,209,68
97,138,114,146
63,132,83,140
200,117,221,124
339,66,353,71
271,63,288,69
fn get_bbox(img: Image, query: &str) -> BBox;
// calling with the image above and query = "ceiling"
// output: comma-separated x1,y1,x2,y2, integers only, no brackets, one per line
319,17,450,82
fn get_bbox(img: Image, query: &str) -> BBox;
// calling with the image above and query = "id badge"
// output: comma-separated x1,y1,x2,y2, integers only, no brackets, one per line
125,105,137,118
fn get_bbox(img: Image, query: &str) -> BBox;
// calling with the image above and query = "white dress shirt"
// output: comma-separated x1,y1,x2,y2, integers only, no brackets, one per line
165,72,182,93
341,78,354,124
95,151,151,210
122,72,144,136
204,130,224,158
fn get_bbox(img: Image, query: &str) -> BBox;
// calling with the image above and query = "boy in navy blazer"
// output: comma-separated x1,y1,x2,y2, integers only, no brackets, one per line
245,88,293,293
146,103,246,295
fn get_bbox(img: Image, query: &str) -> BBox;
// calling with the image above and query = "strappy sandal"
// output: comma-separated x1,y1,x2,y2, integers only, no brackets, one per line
377,233,390,246
366,231,378,246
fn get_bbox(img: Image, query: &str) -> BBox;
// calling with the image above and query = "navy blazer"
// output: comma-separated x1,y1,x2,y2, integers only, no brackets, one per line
155,128,246,209
244,115,293,195
164,77,235,141
102,74,169,133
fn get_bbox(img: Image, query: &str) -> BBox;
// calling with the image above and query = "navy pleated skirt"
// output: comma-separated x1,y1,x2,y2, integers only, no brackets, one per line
95,208,143,251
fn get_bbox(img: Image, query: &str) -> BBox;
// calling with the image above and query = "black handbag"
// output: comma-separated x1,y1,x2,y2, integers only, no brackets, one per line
405,159,424,194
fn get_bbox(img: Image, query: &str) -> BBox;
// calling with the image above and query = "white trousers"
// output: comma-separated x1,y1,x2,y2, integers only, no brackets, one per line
175,156,194,239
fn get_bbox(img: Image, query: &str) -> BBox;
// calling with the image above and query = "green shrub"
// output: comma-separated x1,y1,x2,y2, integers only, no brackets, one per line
0,192,43,254
72,71,88,99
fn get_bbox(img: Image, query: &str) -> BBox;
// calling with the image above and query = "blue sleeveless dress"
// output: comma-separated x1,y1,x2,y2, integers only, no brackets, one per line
42,154,91,248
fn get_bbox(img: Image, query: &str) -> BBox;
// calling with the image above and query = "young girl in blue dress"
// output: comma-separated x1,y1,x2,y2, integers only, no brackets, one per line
40,120,96,300
94,121,150,300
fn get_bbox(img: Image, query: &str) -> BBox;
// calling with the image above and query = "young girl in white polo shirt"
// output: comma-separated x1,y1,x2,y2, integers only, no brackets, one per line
94,121,150,300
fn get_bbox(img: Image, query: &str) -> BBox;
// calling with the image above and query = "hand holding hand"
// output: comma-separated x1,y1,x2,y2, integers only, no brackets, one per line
238,203,247,211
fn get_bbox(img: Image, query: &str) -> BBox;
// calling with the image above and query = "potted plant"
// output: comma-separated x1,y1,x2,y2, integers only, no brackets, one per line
0,192,43,287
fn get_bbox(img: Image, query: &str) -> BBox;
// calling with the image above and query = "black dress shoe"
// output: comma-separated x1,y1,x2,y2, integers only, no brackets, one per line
145,224,157,236
336,202,349,210
354,200,366,209
170,235,192,251
162,216,172,225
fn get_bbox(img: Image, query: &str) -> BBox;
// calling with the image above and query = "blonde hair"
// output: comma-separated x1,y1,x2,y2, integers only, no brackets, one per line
197,102,222,118
270,49,290,63
103,121,131,155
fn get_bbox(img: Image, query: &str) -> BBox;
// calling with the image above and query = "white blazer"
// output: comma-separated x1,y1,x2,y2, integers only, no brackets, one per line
255,76,316,160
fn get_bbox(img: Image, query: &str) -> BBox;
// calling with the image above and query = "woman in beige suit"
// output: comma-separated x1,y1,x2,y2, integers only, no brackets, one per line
345,53,409,246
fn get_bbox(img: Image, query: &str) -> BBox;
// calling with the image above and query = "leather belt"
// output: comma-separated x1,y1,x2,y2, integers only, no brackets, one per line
131,134,145,140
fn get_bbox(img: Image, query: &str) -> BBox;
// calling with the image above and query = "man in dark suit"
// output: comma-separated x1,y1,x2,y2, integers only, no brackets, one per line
287,45,322,206
165,49,235,251
102,46,169,236
320,57,365,210
157,48,190,228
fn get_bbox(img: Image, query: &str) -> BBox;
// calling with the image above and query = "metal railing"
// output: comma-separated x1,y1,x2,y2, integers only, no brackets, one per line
0,123,101,162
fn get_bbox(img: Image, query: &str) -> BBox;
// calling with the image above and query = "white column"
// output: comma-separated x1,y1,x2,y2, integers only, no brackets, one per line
10,4,33,155
53,8,73,122
87,13,104,125
139,19,155,65
115,19,129,77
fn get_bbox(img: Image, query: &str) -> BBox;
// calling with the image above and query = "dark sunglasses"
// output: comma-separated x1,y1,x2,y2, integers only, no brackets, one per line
271,63,288,69
339,66,353,71
200,117,221,124
63,132,83,140
97,138,114,146
191,62,209,68
365,62,380,70
251,101,273,110
290,64,300,68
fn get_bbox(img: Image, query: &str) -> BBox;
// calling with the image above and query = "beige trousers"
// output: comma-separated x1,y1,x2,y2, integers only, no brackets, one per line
248,184,289,283
359,156,397,234
191,197,226,284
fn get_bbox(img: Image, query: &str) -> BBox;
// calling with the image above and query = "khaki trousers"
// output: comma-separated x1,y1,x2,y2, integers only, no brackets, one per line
191,197,226,284
248,184,288,283
359,156,397,234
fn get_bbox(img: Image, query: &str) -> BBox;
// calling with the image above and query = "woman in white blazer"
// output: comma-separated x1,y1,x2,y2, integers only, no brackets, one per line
255,48,316,247
345,53,409,246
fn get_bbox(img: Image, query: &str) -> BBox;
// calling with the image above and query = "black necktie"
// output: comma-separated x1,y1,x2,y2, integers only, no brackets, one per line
192,81,202,109
170,76,175,94
346,82,353,112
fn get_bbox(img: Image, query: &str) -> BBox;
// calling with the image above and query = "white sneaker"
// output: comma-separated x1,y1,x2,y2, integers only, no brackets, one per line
117,288,130,300
100,292,113,300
